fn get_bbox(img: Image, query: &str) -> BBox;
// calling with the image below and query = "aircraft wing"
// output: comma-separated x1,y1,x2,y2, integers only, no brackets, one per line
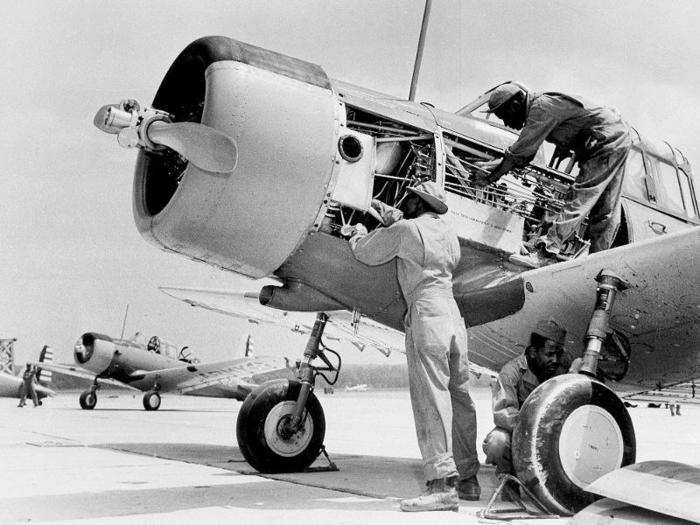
467,227,699,386
128,355,290,394
34,362,140,391
160,286,404,357
160,286,318,331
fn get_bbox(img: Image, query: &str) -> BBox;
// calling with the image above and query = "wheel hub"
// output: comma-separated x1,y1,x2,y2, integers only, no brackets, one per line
558,404,624,488
264,401,314,457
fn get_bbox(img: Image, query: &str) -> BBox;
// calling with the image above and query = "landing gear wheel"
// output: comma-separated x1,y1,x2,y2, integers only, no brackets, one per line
236,379,325,473
143,391,161,411
512,374,635,515
79,390,97,410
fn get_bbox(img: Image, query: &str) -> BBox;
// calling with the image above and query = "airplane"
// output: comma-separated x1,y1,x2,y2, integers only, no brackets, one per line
92,33,698,516
0,341,56,401
344,384,369,392
37,331,290,411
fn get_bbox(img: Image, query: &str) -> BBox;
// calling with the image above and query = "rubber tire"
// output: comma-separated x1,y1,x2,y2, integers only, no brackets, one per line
79,390,97,410
512,374,635,515
236,379,325,473
143,391,161,411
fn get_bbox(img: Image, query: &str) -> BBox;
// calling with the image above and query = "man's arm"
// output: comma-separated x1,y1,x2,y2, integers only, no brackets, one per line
475,102,561,186
350,221,408,266
491,369,522,431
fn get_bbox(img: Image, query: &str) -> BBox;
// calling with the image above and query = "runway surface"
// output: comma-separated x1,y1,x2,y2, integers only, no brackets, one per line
1,388,698,524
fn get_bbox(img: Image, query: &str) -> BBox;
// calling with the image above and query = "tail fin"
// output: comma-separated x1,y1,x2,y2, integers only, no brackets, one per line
37,345,54,384
0,338,17,374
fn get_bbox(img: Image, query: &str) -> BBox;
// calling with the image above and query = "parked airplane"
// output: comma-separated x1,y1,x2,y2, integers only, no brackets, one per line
38,332,289,410
344,384,368,392
93,35,698,515
0,343,55,401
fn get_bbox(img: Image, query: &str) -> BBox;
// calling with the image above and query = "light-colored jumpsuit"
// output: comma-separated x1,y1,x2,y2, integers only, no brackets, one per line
351,209,479,482
482,354,540,474
503,92,632,254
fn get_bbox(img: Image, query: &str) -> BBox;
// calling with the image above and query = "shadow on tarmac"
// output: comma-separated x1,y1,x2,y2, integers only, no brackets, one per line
97,441,499,500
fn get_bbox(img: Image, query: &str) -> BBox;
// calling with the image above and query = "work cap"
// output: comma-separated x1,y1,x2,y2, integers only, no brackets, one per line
486,82,526,114
533,319,567,346
407,181,448,214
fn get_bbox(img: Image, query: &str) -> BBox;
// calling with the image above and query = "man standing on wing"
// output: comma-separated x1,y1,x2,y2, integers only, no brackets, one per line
475,82,631,266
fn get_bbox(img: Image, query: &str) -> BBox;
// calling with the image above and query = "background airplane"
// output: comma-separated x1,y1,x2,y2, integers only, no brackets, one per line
0,340,55,401
38,331,289,410
91,31,699,517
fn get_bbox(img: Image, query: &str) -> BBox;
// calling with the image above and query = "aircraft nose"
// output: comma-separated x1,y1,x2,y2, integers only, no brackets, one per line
75,333,109,364
73,333,115,374
74,335,92,364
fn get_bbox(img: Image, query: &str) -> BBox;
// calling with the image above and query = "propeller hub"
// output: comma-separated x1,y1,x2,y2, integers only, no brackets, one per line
94,99,237,174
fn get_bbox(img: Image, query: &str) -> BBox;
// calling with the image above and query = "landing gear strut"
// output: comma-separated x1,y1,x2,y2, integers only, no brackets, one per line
236,313,340,473
513,270,636,515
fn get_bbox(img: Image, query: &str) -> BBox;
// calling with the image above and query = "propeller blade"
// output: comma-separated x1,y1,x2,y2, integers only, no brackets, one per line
146,121,238,173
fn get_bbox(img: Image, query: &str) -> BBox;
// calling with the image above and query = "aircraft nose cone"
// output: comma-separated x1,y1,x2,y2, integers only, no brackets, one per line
75,334,96,363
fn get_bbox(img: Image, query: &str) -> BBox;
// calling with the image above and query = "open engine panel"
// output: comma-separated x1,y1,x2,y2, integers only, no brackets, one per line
321,104,589,259
320,105,439,236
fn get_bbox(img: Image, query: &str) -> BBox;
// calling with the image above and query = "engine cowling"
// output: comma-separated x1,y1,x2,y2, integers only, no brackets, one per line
133,36,343,278
74,333,114,374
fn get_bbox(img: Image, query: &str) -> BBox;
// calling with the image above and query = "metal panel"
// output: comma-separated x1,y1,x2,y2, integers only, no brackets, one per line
330,130,375,211
584,461,700,524
446,193,525,254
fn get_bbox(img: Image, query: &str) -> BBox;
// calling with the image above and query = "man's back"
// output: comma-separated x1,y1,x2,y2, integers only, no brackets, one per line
395,213,460,302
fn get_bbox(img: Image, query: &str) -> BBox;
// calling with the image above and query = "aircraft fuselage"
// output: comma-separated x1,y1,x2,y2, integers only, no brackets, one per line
119,36,698,388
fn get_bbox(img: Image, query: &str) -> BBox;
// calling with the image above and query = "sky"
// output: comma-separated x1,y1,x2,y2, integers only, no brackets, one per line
1,0,699,367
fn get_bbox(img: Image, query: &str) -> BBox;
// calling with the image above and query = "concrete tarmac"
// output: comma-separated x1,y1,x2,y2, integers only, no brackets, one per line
0,388,698,524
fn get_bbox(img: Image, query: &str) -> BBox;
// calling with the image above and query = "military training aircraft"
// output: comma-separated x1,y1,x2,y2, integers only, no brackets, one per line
38,331,289,410
0,341,55,401
92,28,698,518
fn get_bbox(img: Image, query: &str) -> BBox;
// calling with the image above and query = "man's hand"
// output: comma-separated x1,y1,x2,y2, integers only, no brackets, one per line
471,159,501,187
348,223,368,250
369,199,403,226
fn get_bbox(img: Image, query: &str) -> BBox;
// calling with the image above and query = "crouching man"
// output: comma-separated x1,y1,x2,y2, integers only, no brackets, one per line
482,319,567,498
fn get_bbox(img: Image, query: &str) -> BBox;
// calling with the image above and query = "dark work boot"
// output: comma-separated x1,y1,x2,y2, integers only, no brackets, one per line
456,475,481,501
399,477,459,512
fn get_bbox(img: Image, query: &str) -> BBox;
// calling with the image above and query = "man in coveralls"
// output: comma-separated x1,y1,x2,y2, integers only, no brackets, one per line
475,82,632,266
350,181,480,512
17,363,39,407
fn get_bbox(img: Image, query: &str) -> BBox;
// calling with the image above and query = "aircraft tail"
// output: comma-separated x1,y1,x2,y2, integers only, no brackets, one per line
0,338,17,375
36,345,54,384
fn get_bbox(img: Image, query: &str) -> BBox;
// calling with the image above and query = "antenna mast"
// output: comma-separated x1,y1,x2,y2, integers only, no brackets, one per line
408,0,433,101
120,304,130,339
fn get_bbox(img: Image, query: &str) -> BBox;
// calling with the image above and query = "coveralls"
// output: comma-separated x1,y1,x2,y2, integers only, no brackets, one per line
503,92,632,254
18,367,39,407
482,354,540,474
351,208,479,482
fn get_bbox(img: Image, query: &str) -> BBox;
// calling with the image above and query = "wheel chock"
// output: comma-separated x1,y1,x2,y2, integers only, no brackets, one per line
478,474,560,521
